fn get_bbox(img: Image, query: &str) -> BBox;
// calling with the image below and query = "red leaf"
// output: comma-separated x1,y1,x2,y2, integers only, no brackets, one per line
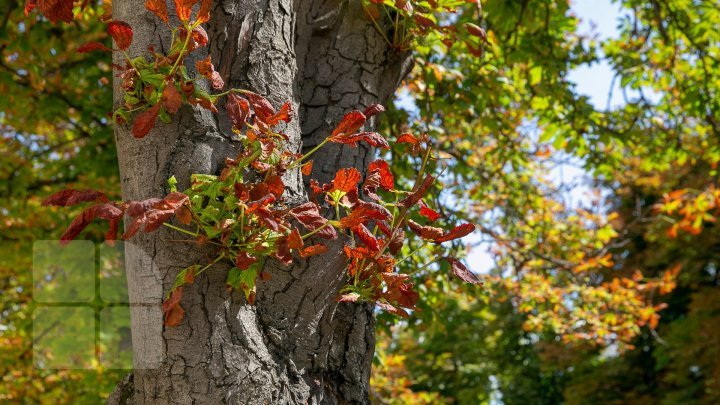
444,257,482,284
174,0,197,22
105,218,121,244
331,110,366,138
36,0,74,23
123,193,189,238
108,21,133,51
132,104,160,138
196,0,212,23
176,205,192,225
435,223,475,243
145,0,169,23
77,42,112,53
235,251,257,270
287,229,304,250
329,131,390,149
226,94,250,132
266,101,294,127
362,103,385,118
389,229,405,254
332,168,362,193
162,81,182,114
376,301,409,317
191,26,209,47
353,224,380,251
301,161,313,176
300,244,328,258
24,0,37,16
42,189,108,206
162,288,185,326
289,202,337,239
244,92,276,123
60,203,124,243
407,219,444,240
196,56,224,90
368,160,394,190
418,200,441,222
399,174,435,208
397,133,420,144
340,201,391,229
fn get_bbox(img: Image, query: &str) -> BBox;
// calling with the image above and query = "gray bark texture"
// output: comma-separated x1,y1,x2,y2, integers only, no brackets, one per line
108,1,411,404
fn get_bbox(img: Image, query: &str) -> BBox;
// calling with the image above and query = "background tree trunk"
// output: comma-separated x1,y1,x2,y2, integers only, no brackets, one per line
108,1,411,404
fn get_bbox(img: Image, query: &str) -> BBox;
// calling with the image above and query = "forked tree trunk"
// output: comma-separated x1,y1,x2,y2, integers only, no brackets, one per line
108,1,411,403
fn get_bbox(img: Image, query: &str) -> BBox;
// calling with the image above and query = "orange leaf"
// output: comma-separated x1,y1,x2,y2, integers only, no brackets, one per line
108,21,133,51
196,0,212,23
131,104,160,138
332,168,362,193
174,0,197,22
145,0,169,23
162,81,182,114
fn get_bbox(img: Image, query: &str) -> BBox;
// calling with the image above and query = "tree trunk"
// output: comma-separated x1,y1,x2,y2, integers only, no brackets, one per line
108,1,411,404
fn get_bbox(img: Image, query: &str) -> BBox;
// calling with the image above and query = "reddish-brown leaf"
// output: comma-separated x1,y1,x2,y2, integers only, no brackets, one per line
332,168,362,193
407,219,445,240
196,56,224,90
196,0,212,23
435,223,475,243
399,174,435,208
340,201,392,229
362,103,385,118
36,0,74,23
376,301,409,317
77,42,112,53
300,244,328,258
287,229,304,250
444,257,482,284
289,202,337,239
162,288,185,326
191,26,209,47
266,101,294,126
368,160,394,190
60,203,124,243
397,132,420,145
176,205,192,224
105,218,121,244
353,224,380,251
226,94,250,132
145,0,169,23
108,21,133,51
24,0,37,16
301,161,313,176
389,229,405,254
173,0,197,22
132,104,160,138
418,200,441,222
42,189,108,206
329,131,389,149
330,110,366,138
243,92,275,123
235,251,257,270
162,82,182,114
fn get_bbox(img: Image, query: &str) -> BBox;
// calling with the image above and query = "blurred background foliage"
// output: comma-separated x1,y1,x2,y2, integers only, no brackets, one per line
1,0,719,403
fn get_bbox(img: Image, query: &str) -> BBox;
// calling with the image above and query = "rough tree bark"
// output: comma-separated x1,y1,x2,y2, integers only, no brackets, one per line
108,1,411,404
